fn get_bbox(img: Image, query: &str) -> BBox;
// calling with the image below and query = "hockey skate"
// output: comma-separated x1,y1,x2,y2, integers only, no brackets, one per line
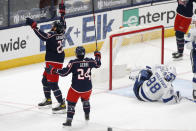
52,101,66,114
38,99,52,109
62,119,72,127
193,90,196,100
85,113,89,121
172,52,183,61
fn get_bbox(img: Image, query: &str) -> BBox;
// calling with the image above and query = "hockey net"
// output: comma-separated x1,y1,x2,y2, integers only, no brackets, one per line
92,25,164,91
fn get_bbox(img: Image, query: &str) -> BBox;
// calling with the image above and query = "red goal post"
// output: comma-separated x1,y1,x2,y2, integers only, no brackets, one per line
109,25,165,90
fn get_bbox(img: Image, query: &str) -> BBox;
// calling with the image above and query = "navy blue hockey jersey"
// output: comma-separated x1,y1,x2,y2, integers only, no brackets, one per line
177,0,196,17
33,16,66,63
57,57,101,92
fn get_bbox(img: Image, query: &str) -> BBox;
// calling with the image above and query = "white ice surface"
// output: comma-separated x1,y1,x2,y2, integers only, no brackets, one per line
0,37,196,131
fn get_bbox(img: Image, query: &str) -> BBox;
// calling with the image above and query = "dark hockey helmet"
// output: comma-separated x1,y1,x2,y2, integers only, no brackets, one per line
75,46,85,60
51,21,64,34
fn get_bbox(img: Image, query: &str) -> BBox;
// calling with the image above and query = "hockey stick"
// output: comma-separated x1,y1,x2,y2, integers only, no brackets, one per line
92,0,98,51
182,97,196,103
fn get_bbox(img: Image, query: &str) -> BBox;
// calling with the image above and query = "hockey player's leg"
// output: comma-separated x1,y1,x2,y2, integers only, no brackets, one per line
63,88,80,126
62,101,76,127
173,31,184,60
49,82,66,114
81,99,90,120
38,76,52,108
191,49,196,100
81,90,92,121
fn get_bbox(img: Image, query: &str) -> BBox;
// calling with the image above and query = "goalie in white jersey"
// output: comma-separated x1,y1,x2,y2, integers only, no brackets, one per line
132,65,181,104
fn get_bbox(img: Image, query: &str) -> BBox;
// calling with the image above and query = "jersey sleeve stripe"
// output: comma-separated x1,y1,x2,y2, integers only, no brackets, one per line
60,63,73,76
34,28,49,40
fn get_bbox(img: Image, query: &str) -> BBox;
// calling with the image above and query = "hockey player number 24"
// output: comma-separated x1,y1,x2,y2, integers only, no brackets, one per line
77,68,91,80
146,77,161,93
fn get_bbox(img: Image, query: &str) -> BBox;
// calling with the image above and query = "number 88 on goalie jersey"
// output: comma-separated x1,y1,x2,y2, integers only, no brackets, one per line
133,66,179,104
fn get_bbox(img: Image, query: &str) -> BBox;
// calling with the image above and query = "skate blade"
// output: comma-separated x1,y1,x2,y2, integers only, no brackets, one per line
38,105,52,109
62,125,71,128
52,109,66,114
172,57,183,61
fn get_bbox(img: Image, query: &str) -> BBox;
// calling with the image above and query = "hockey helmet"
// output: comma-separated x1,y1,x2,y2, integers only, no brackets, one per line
51,21,64,34
75,46,85,60
163,66,176,82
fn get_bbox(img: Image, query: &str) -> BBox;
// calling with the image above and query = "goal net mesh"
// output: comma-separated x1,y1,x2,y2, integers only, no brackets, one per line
92,25,164,91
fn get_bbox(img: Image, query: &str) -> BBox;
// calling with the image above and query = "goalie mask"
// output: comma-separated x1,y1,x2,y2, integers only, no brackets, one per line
163,66,176,82
75,46,85,60
51,21,64,34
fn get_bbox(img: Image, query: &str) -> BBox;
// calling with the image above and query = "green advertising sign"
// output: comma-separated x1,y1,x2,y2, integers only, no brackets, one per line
123,8,139,27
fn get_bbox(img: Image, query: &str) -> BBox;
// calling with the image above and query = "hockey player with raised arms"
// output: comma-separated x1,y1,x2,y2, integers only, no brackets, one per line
131,65,182,104
45,46,101,126
25,3,66,113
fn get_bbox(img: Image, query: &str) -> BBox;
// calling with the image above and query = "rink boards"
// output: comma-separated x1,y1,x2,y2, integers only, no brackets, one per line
0,2,178,70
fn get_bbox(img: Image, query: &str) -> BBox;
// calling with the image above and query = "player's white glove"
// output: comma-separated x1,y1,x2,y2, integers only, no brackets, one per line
129,72,138,81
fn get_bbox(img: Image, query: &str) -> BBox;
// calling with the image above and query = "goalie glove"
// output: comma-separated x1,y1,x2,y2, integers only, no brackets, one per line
26,17,37,29
45,65,57,74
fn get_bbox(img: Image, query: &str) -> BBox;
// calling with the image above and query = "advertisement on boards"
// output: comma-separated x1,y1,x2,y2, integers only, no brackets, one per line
123,2,177,27
39,10,121,52
1,1,180,63
0,27,40,61
0,10,121,61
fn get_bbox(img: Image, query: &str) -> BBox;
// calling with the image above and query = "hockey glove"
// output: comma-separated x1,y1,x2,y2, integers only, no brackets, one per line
94,51,101,59
26,17,37,29
139,69,152,81
45,65,57,74
59,3,65,15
